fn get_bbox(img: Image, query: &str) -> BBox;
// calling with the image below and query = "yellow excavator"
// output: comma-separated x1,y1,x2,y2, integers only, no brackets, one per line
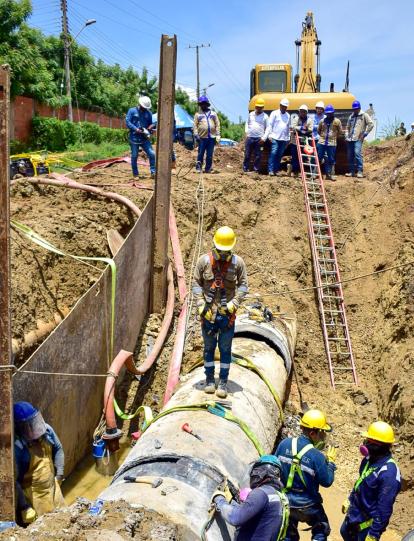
249,11,357,172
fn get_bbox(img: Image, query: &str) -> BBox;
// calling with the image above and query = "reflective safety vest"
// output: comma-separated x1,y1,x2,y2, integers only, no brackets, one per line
352,457,397,531
283,437,314,492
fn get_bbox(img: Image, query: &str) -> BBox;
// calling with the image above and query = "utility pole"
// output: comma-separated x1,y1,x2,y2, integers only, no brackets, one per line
0,64,15,521
61,0,73,121
151,35,177,313
187,43,210,100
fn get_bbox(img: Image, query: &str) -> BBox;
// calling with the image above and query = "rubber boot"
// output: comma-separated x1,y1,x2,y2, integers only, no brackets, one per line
216,380,228,399
204,377,216,394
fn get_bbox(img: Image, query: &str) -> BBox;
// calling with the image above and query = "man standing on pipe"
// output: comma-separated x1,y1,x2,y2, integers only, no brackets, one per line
340,421,401,541
212,455,289,541
13,402,66,525
275,409,336,541
193,226,248,399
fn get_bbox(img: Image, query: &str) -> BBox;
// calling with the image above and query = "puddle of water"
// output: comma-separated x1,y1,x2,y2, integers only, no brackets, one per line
62,439,132,504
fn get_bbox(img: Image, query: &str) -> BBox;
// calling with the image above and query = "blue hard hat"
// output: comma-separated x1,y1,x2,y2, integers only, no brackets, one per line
258,455,282,469
352,100,361,110
325,104,335,114
198,95,210,104
14,401,38,422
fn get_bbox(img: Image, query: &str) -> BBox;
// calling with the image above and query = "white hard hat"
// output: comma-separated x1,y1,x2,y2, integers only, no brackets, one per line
138,96,152,109
411,122,414,127
299,104,308,112
280,98,289,107
315,101,325,109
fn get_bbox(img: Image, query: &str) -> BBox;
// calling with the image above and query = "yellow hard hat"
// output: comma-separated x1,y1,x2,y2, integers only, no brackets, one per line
213,226,236,251
300,409,332,432
362,421,395,444
255,98,265,108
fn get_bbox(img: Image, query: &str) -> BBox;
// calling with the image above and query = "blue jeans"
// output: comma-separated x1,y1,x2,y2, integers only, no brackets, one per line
243,137,262,171
340,518,369,541
202,314,235,381
197,138,216,172
285,504,331,541
269,139,288,173
290,143,300,173
130,140,156,176
347,140,363,174
317,144,336,175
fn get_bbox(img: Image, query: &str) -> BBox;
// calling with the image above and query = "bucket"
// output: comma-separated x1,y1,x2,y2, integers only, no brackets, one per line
92,439,106,459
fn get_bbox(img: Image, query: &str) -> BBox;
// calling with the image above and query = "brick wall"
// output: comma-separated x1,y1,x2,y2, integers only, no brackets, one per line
11,96,125,142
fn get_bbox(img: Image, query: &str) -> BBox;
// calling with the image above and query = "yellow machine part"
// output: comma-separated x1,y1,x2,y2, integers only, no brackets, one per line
248,91,356,114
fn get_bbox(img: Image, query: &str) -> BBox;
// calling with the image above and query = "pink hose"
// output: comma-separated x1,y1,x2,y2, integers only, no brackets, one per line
104,349,139,430
163,207,188,404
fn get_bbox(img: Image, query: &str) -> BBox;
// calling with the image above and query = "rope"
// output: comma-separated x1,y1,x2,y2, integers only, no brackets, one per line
249,260,414,299
14,370,109,377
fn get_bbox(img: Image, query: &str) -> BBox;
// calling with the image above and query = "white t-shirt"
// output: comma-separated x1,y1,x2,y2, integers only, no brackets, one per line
265,109,291,141
245,111,269,139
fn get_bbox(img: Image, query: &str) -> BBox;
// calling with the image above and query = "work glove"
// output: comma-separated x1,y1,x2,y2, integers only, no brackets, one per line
198,303,213,322
56,475,64,485
22,506,37,524
215,136,221,144
342,498,350,515
212,483,232,504
365,535,378,541
326,445,337,464
226,301,237,314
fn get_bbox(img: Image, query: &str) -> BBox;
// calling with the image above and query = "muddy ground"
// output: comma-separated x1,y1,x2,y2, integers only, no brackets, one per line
4,134,413,537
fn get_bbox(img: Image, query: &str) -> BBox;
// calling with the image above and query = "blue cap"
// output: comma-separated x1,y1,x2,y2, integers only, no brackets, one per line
14,401,38,422
352,100,361,110
325,104,335,114
198,95,210,104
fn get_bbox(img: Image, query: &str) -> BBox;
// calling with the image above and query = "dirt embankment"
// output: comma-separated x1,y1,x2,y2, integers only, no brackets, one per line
6,135,413,537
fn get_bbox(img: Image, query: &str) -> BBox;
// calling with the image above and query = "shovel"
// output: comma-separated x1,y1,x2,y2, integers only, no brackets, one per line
124,475,163,488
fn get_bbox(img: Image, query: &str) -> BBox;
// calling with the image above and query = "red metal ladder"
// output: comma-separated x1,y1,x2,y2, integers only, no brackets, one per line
295,132,358,388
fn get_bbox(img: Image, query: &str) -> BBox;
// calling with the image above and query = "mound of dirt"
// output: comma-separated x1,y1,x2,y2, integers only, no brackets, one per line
0,498,181,540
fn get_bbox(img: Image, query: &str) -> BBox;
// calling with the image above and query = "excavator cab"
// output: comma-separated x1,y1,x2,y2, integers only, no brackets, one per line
250,64,292,98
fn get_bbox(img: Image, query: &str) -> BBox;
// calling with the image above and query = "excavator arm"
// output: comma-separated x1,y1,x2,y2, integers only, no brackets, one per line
295,12,321,93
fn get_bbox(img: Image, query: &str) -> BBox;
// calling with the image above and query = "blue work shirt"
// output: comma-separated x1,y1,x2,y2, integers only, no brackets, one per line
125,106,153,144
215,484,284,541
275,435,336,508
312,112,325,140
347,454,401,539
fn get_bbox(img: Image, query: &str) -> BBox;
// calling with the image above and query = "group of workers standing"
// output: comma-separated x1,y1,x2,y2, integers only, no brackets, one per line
243,98,374,180
194,226,401,540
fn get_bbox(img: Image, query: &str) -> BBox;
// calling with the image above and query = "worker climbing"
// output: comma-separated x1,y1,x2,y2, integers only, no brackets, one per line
340,421,401,541
192,226,248,398
13,402,66,525
275,409,336,541
212,455,289,541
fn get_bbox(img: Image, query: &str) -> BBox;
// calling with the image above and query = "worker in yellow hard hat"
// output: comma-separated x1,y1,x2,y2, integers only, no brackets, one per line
192,226,248,398
243,98,269,173
340,421,401,541
275,409,336,541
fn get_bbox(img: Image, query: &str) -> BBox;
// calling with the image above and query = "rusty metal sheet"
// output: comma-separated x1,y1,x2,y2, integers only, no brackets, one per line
13,197,154,474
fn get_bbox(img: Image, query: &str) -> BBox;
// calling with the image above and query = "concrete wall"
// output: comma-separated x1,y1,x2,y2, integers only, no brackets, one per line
10,96,125,142
13,197,154,474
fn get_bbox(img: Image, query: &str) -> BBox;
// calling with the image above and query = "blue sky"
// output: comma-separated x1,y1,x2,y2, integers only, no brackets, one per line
30,0,413,131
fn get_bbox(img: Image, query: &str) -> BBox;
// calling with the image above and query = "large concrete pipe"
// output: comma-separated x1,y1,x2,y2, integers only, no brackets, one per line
99,310,296,540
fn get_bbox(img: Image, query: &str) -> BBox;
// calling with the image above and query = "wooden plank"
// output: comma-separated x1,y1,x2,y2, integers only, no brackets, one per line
151,35,177,313
0,64,15,521
107,229,125,257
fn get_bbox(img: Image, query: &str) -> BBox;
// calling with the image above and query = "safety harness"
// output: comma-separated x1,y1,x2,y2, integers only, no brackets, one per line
352,458,396,531
275,490,290,541
202,252,236,326
283,437,314,493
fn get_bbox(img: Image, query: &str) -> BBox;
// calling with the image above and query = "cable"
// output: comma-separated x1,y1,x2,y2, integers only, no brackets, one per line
250,260,414,299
